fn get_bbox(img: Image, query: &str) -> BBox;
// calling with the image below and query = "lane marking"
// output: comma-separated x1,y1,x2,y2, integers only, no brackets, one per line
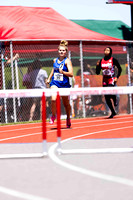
0,122,133,142
0,126,42,134
0,132,41,142
48,126,133,187
62,125,133,141
0,115,132,134
0,116,132,199
1,119,132,134
71,120,133,131
0,186,51,200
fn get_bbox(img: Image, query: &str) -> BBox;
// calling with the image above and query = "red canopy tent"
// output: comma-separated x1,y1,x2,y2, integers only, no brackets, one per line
0,6,124,41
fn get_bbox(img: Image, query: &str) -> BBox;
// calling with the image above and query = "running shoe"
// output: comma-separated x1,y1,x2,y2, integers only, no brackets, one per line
66,118,71,128
108,112,116,119
49,115,56,124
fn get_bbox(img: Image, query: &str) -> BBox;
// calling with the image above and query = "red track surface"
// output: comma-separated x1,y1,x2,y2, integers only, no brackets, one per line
0,114,133,143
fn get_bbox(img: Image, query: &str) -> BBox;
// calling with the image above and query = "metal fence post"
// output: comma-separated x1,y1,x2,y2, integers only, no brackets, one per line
15,59,21,107
79,41,86,118
127,44,132,114
68,50,74,117
10,41,17,122
1,53,8,123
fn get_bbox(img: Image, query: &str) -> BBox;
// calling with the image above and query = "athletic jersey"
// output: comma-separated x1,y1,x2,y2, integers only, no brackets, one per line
101,57,115,78
50,57,71,88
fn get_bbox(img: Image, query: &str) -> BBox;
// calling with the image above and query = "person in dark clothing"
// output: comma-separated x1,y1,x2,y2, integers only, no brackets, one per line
96,47,122,118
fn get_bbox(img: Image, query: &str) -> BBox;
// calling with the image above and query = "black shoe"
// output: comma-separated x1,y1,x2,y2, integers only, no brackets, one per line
66,118,71,128
108,112,116,119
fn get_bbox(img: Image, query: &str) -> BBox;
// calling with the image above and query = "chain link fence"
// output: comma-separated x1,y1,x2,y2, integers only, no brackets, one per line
0,40,133,123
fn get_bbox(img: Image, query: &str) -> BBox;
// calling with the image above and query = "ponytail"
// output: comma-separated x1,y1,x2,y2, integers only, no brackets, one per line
58,40,68,51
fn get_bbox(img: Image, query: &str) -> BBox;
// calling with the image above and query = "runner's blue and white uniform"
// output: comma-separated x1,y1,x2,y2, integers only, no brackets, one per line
50,57,71,88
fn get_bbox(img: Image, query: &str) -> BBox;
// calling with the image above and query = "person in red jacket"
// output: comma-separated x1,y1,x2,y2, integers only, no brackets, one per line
96,47,122,118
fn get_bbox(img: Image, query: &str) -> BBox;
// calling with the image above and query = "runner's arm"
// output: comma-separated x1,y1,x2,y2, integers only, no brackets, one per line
59,58,73,77
96,59,102,75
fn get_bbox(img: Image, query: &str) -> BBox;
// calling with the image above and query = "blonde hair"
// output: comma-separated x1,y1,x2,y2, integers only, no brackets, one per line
58,40,68,51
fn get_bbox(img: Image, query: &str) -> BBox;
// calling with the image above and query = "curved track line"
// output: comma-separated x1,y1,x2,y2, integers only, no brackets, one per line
0,186,51,200
48,126,133,187
62,125,133,141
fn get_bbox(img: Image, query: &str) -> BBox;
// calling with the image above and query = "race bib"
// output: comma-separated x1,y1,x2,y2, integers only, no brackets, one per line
54,73,63,81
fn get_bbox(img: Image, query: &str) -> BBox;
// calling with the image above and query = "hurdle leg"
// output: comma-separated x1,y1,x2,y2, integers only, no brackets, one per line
56,92,62,153
42,92,47,156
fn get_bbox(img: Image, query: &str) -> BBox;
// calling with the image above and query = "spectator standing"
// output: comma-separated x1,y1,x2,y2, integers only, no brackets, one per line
29,59,48,121
21,65,33,121
23,65,33,89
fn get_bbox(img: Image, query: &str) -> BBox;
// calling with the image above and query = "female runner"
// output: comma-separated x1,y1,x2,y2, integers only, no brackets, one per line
47,40,73,128
96,47,122,118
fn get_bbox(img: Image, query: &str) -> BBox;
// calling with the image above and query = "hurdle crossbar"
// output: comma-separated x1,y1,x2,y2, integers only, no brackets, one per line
0,153,47,159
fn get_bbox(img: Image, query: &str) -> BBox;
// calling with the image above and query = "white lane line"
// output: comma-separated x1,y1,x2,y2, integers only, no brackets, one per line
71,120,133,131
48,126,133,187
0,115,132,134
1,119,132,134
63,125,133,141
49,144,133,187
0,116,133,137
1,120,133,142
0,132,41,142
0,128,58,142
0,126,41,133
0,186,51,200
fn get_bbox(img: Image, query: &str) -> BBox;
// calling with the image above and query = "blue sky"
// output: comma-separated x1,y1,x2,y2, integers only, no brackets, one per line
0,0,131,26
